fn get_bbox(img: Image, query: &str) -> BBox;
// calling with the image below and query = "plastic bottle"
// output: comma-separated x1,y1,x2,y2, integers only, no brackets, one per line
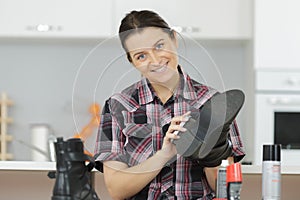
216,159,229,198
262,144,281,200
226,163,242,200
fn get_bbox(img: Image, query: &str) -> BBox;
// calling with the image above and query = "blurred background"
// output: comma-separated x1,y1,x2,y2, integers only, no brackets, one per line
0,0,299,168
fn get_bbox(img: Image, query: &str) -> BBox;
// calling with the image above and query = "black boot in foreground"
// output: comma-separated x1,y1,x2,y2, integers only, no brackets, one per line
49,137,99,200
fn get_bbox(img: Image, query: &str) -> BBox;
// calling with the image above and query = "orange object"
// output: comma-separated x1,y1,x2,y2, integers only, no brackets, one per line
74,103,101,157
226,163,242,184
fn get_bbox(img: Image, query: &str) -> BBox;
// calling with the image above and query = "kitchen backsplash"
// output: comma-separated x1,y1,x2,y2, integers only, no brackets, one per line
0,39,250,161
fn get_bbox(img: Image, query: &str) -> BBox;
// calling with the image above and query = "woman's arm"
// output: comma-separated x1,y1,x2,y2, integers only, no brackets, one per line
103,113,190,200
103,150,171,200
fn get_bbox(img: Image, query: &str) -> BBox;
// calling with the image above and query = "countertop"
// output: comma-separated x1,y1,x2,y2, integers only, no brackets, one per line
0,161,55,171
1,161,300,174
1,161,300,200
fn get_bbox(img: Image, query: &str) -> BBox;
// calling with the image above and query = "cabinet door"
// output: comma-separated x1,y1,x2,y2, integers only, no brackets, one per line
255,0,300,68
113,0,252,39
0,0,112,38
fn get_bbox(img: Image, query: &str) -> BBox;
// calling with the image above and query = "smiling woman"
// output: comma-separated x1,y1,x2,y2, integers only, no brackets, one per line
125,27,180,104
94,10,245,200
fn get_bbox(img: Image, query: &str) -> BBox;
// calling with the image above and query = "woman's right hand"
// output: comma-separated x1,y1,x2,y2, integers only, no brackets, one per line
159,111,191,159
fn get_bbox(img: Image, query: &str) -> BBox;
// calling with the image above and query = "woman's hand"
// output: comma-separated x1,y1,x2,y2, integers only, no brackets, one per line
159,111,191,159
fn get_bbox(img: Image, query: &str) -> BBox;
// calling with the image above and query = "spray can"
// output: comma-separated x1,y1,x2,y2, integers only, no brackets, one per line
216,159,229,198
226,163,242,200
262,144,281,200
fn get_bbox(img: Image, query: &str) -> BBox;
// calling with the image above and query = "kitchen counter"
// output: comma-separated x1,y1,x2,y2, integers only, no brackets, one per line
0,161,110,200
2,161,300,174
1,161,300,200
0,161,55,171
242,164,300,174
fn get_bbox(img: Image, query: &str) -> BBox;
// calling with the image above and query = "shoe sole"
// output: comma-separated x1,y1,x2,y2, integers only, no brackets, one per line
174,89,245,159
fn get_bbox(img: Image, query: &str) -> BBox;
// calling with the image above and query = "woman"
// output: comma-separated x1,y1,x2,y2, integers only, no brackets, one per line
94,10,245,200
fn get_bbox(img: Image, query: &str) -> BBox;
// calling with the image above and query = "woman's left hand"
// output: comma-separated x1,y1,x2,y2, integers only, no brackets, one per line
159,111,191,159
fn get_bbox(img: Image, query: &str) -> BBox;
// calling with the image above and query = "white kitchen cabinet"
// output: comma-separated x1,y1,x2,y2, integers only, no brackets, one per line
254,0,300,69
0,0,112,38
113,0,252,39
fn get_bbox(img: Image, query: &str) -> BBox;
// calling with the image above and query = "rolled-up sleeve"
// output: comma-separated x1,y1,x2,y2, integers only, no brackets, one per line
94,100,128,164
229,120,245,162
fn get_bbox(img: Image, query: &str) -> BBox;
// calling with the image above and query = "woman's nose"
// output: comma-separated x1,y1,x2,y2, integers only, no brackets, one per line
148,51,160,65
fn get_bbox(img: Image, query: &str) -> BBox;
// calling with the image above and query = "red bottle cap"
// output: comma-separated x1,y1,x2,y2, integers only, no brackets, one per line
226,163,242,183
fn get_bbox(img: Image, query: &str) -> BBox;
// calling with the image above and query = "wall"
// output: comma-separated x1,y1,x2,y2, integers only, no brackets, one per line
0,38,253,162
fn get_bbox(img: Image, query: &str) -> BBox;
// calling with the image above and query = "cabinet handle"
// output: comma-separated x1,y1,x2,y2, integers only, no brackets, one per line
172,26,183,33
172,26,201,33
268,97,300,105
186,26,201,33
285,78,299,86
25,24,63,32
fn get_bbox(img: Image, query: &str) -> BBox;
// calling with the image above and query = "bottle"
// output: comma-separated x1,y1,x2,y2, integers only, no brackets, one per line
48,133,57,162
262,144,281,200
226,163,242,200
216,159,229,198
30,123,50,161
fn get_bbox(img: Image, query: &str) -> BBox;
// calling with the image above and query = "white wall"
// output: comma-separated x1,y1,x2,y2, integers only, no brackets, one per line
0,38,253,162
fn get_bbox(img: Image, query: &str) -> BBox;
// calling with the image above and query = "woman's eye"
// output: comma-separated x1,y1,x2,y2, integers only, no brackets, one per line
137,54,146,60
156,43,164,50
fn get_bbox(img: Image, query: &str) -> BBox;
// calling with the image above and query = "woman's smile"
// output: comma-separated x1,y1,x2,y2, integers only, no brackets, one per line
150,62,168,73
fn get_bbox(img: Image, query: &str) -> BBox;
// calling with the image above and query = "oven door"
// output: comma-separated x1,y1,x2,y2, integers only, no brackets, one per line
254,93,300,165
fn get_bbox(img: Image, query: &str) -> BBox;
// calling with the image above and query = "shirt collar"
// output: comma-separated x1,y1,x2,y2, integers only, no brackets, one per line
137,65,198,105
174,66,198,101
137,77,154,105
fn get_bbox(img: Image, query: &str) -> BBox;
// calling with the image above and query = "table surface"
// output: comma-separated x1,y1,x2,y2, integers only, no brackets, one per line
1,161,300,174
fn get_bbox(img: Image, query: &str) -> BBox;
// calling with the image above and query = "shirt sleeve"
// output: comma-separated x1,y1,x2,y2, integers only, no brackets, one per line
229,120,246,162
94,99,129,164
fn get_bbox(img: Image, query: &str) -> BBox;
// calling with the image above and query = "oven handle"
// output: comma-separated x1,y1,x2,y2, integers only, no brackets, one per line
268,97,300,105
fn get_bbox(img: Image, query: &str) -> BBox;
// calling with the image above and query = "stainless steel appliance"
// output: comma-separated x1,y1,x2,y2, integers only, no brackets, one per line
254,70,300,165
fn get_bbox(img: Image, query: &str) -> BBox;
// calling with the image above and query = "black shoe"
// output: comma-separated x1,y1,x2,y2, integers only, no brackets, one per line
173,89,245,167
49,137,99,200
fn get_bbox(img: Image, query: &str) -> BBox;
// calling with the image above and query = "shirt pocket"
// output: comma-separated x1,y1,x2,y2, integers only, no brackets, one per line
123,122,154,166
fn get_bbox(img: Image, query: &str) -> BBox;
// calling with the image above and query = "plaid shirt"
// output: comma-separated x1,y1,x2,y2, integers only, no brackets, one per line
94,66,245,200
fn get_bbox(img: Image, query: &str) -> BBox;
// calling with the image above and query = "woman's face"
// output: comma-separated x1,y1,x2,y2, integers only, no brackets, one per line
124,27,179,86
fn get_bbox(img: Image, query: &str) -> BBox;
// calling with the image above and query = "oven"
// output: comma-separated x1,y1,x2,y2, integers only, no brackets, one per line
254,70,300,166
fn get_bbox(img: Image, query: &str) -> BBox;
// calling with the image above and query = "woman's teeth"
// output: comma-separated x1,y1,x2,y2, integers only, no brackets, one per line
153,64,167,73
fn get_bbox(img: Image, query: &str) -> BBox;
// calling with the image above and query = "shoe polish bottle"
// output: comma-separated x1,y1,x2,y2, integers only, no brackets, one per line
262,144,281,200
226,163,242,200
216,159,229,198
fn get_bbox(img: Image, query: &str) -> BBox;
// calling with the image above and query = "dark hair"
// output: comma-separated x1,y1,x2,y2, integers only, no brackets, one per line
118,10,175,62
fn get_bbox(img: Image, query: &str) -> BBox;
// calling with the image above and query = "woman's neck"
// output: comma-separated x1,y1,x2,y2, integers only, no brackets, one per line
151,73,180,104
